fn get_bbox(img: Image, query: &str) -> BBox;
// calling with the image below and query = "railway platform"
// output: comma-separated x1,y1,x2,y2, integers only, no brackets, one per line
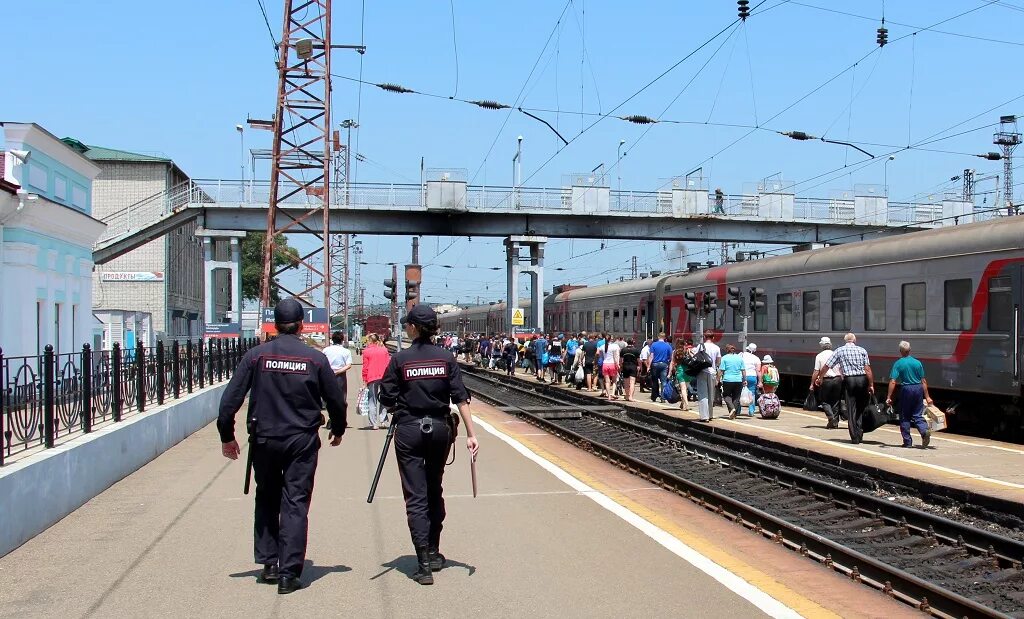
0,357,915,619
528,372,1024,510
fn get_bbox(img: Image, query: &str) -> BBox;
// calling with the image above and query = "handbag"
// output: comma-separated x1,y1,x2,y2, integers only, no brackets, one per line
574,365,585,384
739,385,754,407
803,389,818,411
861,395,891,433
684,347,713,377
357,388,370,416
661,380,680,404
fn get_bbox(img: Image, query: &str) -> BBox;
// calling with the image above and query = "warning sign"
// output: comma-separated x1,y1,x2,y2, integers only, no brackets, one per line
511,307,525,326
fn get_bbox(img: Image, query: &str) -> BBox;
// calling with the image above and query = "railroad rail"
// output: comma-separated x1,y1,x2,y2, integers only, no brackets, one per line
460,367,1024,619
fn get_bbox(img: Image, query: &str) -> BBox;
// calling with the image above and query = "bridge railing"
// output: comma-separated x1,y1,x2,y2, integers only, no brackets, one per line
0,338,258,466
98,180,209,242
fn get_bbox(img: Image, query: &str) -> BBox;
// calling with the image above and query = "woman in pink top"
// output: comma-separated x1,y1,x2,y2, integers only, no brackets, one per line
361,333,392,429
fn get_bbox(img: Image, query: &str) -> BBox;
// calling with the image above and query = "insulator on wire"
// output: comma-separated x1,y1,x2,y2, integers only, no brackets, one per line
470,100,510,110
377,82,414,94
621,115,657,125
737,0,750,20
876,26,888,47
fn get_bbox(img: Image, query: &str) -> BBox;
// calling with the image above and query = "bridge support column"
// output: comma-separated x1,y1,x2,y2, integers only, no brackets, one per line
504,235,547,334
196,229,247,328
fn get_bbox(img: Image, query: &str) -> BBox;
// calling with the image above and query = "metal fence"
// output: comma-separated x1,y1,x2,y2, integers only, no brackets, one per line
0,338,258,466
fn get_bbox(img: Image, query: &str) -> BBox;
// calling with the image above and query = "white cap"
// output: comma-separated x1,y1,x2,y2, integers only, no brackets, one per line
819,336,831,345
745,343,756,352
761,355,774,363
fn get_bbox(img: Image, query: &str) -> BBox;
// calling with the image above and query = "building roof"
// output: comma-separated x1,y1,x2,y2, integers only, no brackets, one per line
61,138,171,163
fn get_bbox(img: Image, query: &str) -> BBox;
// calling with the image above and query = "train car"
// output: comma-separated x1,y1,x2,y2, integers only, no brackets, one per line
654,216,1024,438
363,314,391,340
437,300,534,337
545,279,659,341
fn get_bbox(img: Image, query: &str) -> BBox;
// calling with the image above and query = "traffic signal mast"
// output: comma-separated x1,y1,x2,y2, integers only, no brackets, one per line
682,290,718,341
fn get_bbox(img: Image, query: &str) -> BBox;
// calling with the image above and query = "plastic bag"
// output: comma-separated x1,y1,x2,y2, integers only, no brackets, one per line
574,365,584,384
357,388,370,416
803,389,818,411
740,385,754,407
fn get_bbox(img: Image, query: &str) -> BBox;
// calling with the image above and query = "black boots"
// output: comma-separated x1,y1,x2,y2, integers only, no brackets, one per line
412,547,434,585
257,563,279,584
428,547,446,571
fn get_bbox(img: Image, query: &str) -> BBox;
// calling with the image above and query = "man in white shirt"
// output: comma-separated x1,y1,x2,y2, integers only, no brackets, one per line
638,339,652,393
810,336,843,429
695,330,722,421
322,332,353,393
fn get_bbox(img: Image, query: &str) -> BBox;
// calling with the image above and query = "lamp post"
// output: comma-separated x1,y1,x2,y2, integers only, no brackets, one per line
513,135,523,208
617,138,626,209
235,125,245,202
883,155,896,196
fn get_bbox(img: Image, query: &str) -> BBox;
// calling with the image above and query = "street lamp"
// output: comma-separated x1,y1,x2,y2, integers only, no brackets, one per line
513,135,523,208
617,138,627,208
883,155,896,196
235,124,245,201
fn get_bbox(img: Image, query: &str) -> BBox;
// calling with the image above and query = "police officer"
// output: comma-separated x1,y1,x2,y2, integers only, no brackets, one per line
217,298,347,594
378,304,480,585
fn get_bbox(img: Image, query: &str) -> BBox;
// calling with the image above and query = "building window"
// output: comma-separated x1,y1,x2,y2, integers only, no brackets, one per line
832,288,851,331
36,301,43,356
902,282,927,331
804,290,820,331
777,293,793,331
865,285,886,331
988,276,1013,331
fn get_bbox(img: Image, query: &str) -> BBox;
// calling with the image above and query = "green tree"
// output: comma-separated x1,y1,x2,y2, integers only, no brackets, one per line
240,232,299,304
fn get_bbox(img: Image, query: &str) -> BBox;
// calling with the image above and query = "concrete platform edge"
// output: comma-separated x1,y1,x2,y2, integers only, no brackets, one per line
0,384,227,558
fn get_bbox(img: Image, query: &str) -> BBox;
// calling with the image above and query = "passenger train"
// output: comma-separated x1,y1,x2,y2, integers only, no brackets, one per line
439,216,1024,439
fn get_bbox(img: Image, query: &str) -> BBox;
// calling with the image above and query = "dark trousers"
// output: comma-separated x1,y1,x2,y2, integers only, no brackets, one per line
649,362,668,401
898,383,929,445
819,377,843,424
722,380,743,417
252,431,320,578
394,419,452,549
843,375,870,444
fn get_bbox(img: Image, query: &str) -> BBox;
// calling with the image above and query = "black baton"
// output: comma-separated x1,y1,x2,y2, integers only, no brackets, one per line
366,422,396,503
243,436,254,495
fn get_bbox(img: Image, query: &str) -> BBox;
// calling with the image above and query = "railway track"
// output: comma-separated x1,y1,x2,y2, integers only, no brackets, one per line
461,367,1024,619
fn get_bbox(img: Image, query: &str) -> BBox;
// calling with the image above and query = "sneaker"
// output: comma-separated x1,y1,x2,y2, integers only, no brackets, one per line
921,431,931,448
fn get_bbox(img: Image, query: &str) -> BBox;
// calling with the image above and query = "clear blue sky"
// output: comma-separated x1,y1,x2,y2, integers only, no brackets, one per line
8,0,1024,307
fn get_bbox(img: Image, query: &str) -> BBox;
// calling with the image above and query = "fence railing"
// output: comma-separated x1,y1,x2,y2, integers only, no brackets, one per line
0,338,258,466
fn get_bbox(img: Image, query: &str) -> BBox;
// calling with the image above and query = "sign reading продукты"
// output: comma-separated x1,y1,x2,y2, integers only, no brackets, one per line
261,307,329,335
100,271,165,282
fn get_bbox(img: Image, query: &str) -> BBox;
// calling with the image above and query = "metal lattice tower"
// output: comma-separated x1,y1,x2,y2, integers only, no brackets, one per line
993,115,1021,216
352,239,364,321
259,0,333,311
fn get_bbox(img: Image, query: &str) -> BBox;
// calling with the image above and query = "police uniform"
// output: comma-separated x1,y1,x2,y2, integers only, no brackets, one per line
378,304,470,585
217,298,347,594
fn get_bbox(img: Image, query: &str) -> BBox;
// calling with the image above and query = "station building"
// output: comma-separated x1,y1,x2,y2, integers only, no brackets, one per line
60,139,229,348
0,122,106,357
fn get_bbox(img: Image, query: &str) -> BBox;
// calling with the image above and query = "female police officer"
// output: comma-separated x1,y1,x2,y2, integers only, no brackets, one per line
378,304,480,585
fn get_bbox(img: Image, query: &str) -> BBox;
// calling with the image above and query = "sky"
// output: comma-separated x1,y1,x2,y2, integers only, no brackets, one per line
8,0,1024,309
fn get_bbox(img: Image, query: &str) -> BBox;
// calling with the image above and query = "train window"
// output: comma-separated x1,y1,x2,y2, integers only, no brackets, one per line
613,309,620,332
732,304,742,331
989,276,1013,331
632,309,637,332
603,310,610,332
865,285,886,331
777,293,793,331
832,288,851,331
902,283,926,331
944,279,972,331
804,290,820,331
753,299,767,331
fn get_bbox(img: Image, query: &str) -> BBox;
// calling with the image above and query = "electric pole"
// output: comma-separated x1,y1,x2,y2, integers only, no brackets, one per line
630,255,637,279
993,115,1021,216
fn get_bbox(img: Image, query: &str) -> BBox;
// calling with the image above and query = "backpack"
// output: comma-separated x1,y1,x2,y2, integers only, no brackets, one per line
762,365,780,386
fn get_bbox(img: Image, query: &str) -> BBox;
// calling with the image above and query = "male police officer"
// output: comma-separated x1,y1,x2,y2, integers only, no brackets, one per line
378,304,479,585
218,298,347,594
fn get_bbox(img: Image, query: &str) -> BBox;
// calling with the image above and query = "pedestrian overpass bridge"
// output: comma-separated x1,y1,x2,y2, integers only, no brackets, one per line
92,178,978,264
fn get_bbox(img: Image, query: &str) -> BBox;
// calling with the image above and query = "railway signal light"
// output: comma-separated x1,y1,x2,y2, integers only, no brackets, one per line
684,291,697,312
383,278,397,300
727,286,742,310
405,280,420,302
703,291,718,313
749,287,765,313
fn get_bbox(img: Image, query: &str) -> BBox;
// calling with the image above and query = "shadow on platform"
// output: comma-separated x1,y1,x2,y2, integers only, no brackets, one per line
229,561,352,584
370,555,477,581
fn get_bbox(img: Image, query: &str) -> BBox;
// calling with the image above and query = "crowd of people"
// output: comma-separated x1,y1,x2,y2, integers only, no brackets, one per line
443,328,935,449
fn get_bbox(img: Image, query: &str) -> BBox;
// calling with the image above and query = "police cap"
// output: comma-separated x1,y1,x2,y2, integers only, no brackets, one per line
401,304,438,327
274,298,304,323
